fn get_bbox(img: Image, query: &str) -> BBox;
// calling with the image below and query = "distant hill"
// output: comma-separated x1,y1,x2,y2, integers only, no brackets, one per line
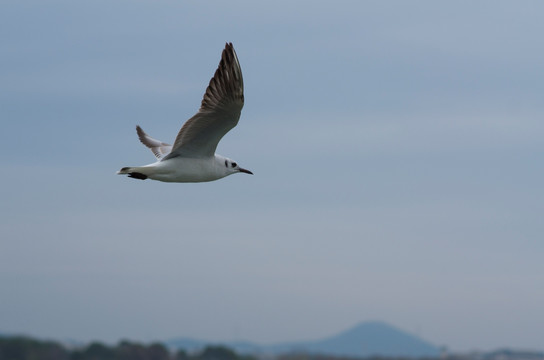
166,321,441,358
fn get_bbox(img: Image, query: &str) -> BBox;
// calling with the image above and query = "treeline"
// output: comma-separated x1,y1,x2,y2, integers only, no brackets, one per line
0,337,256,360
277,354,440,360
277,353,544,360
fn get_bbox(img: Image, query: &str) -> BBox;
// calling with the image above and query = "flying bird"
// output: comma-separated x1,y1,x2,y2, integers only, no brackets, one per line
117,42,252,182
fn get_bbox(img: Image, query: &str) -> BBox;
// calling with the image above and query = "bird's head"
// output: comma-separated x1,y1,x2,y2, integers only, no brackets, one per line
222,157,253,176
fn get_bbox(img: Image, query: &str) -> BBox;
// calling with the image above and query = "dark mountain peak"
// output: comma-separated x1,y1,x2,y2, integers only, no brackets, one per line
296,321,440,358
332,320,423,342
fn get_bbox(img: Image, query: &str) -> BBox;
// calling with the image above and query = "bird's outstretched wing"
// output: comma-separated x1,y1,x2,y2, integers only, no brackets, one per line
136,125,173,160
163,42,244,159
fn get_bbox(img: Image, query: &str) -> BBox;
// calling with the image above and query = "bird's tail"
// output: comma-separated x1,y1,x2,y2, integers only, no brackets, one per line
117,166,149,180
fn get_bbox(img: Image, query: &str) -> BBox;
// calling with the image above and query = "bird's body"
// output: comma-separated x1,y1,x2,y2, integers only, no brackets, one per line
118,43,252,183
119,155,240,183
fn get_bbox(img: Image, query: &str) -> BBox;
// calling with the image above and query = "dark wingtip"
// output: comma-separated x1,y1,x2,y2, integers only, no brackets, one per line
135,125,147,144
128,172,148,180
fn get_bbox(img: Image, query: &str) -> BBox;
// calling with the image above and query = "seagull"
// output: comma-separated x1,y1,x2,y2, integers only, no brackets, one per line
117,42,252,183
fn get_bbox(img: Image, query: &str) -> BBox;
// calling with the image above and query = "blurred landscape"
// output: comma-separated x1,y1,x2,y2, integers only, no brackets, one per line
2,321,543,360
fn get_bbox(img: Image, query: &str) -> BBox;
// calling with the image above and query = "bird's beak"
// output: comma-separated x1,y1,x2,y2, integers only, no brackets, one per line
239,167,253,175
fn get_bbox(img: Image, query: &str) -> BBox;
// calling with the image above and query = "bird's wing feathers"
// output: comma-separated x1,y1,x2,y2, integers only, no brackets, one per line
136,125,173,160
164,42,244,159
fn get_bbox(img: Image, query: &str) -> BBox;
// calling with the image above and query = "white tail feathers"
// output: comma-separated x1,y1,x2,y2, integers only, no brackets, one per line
117,166,148,180
117,167,132,174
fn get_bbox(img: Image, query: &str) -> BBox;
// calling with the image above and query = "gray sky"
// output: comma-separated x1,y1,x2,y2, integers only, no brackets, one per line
1,0,543,353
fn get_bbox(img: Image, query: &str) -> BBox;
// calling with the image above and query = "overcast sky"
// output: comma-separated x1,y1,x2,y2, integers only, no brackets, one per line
1,0,543,353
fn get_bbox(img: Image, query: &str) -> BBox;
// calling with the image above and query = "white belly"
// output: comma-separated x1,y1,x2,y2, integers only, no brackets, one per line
146,157,225,183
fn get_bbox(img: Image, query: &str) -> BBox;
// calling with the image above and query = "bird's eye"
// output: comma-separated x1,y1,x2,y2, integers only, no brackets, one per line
224,160,228,167
232,162,237,168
